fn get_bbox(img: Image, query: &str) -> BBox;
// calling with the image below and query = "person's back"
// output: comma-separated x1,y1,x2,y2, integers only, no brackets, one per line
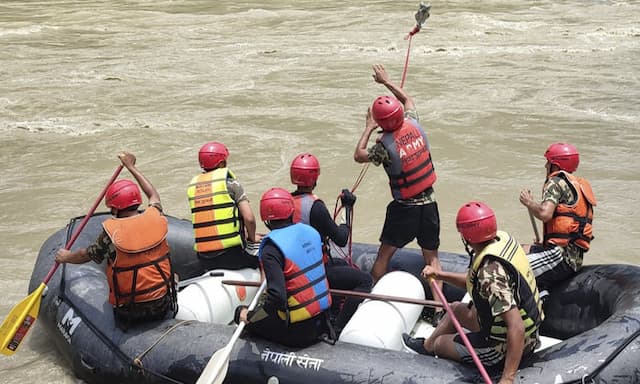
55,152,177,330
235,188,331,347
187,141,260,271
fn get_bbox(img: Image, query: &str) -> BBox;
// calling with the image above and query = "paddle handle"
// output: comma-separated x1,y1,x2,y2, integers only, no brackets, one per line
528,210,541,244
42,165,124,285
429,278,492,384
222,280,444,309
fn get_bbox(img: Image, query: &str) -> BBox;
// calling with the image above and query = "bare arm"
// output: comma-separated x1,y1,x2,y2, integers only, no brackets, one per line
372,64,415,110
55,248,91,264
238,200,259,243
119,152,161,206
499,307,526,384
519,189,556,222
354,108,378,163
421,265,467,289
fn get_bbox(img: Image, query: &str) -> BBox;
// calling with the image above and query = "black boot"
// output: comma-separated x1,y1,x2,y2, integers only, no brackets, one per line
402,333,433,356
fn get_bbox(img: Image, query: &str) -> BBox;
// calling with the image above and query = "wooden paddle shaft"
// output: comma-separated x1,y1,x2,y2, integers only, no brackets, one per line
221,279,444,308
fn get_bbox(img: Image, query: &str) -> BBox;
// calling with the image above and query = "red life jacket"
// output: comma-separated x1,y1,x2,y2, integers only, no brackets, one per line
543,171,596,251
103,208,174,307
380,118,437,200
292,193,331,263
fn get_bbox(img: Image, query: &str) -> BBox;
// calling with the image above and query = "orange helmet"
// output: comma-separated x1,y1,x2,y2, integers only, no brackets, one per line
199,141,229,171
105,180,142,210
371,95,404,132
456,201,497,244
544,142,579,173
260,188,295,222
290,153,320,187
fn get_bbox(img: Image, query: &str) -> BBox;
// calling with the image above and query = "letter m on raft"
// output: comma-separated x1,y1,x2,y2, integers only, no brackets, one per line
60,308,82,336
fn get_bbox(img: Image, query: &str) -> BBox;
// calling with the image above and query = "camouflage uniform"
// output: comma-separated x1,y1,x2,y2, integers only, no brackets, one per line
527,175,583,290
454,259,539,367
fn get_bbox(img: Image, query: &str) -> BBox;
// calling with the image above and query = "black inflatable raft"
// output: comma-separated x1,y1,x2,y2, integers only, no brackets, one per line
29,213,640,383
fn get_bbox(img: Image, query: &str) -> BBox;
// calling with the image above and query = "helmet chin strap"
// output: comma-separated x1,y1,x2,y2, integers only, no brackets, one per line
461,236,475,266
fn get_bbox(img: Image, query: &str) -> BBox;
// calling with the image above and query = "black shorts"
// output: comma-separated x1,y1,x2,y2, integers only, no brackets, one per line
198,245,259,271
380,200,440,250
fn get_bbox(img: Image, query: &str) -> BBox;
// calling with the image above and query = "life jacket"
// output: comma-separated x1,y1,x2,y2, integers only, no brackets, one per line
187,167,242,253
543,171,596,251
292,193,331,263
466,231,544,342
380,118,437,200
103,208,175,308
259,223,331,323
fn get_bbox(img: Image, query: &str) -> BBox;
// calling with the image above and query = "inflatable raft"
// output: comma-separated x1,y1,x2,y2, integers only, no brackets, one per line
29,213,640,383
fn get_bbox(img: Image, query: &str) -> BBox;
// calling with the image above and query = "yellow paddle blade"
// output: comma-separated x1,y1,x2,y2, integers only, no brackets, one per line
0,283,45,356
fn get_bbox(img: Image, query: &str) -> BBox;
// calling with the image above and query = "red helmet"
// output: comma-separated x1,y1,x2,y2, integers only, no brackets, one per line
199,141,229,171
544,142,579,173
290,153,320,187
105,179,142,210
260,187,295,221
456,201,497,244
371,95,404,132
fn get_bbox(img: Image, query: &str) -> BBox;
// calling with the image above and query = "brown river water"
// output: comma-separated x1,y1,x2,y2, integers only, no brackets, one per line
1,1,639,382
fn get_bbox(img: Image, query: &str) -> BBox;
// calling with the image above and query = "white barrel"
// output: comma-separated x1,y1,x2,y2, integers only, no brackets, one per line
338,271,425,351
175,268,261,324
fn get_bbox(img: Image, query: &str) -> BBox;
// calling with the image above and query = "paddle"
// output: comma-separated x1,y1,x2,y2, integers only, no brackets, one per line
528,211,541,243
0,165,123,356
428,278,492,384
195,279,268,384
222,279,444,309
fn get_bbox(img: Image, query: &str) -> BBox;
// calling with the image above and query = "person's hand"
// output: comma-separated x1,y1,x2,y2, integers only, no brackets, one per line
372,64,391,85
498,377,514,384
55,249,71,264
118,152,136,169
366,107,378,131
421,265,438,280
519,189,535,208
340,189,356,208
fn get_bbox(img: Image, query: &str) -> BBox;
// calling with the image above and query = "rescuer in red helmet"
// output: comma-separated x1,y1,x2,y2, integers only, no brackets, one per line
519,142,596,290
187,141,262,271
235,188,332,347
353,64,443,325
55,152,177,330
289,152,373,334
403,201,543,384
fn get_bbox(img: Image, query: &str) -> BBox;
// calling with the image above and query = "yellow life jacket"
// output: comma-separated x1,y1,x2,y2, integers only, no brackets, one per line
466,231,544,341
187,168,242,252
103,208,173,307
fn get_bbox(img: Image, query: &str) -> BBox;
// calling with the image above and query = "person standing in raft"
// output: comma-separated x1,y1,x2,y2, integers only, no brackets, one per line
235,188,332,347
519,142,596,291
187,141,262,271
353,64,444,324
289,152,373,334
403,201,544,384
55,152,177,330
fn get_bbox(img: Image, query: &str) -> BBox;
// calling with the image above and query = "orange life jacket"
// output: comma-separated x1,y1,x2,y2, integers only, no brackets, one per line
543,171,596,251
379,118,437,200
292,193,331,263
103,208,174,307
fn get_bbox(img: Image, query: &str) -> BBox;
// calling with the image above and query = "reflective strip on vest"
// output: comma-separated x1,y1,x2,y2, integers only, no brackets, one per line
466,231,544,342
544,171,596,251
259,223,331,323
103,208,173,307
187,168,242,252
381,118,437,200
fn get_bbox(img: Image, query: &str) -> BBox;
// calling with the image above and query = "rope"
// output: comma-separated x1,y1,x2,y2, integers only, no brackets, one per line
133,320,195,368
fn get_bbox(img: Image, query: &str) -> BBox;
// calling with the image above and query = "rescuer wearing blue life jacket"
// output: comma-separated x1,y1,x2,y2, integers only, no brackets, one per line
354,64,444,324
235,188,333,347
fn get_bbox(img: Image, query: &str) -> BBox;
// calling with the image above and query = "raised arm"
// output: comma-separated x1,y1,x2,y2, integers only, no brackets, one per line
118,152,161,206
372,64,415,111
